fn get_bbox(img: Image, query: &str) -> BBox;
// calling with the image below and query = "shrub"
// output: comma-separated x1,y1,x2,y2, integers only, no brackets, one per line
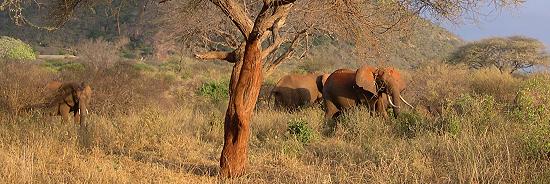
69,61,173,116
287,119,315,144
514,74,550,120
445,94,501,134
408,62,471,112
0,62,55,114
133,62,156,72
469,68,521,104
41,59,85,72
159,59,183,73
197,79,229,103
394,111,428,138
513,74,550,158
75,38,120,71
0,36,36,60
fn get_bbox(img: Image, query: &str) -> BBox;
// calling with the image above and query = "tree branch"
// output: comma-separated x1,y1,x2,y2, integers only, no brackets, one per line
195,51,233,61
255,1,294,34
195,42,246,63
263,30,305,75
260,18,285,60
209,0,254,39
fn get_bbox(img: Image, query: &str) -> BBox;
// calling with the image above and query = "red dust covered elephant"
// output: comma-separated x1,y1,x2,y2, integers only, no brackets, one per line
322,65,413,120
270,73,330,110
45,81,92,125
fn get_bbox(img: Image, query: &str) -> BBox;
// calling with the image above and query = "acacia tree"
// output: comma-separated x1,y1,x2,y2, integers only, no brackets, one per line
1,0,523,178
449,36,550,73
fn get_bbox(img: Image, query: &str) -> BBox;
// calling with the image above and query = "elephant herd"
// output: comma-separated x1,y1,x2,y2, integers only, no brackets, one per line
33,64,411,125
271,64,413,120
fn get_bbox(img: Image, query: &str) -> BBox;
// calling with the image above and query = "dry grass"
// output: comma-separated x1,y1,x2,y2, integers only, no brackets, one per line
1,58,549,183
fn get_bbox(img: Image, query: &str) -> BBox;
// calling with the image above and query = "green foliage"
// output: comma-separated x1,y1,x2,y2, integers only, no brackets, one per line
159,60,183,72
514,75,550,120
287,119,315,144
0,36,36,60
449,94,500,132
513,75,550,158
394,111,427,138
123,38,154,59
469,68,521,104
132,62,155,72
440,114,462,136
449,36,550,73
198,79,229,103
41,59,85,72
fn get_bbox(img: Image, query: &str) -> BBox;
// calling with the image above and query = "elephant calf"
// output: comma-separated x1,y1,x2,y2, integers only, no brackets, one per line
270,73,330,110
45,81,92,125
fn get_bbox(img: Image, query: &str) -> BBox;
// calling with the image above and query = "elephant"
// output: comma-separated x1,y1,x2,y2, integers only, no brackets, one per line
44,81,92,125
270,73,330,110
322,65,413,120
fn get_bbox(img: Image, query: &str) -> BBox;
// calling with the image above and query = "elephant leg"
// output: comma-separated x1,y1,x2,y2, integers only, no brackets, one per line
74,110,81,124
59,104,71,123
324,100,340,120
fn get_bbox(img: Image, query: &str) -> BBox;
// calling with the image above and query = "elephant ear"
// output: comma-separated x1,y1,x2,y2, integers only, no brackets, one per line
382,67,406,92
355,65,377,95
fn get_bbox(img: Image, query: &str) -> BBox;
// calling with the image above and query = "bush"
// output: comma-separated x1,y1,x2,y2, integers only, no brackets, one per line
60,61,174,116
0,62,55,114
287,119,315,144
442,94,501,135
513,74,550,158
0,36,36,60
197,79,229,103
469,68,521,104
408,62,471,112
394,111,428,138
133,62,156,72
41,59,85,72
75,38,120,71
514,74,550,120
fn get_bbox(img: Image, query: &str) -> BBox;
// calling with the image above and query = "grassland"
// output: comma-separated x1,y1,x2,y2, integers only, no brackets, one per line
0,53,549,183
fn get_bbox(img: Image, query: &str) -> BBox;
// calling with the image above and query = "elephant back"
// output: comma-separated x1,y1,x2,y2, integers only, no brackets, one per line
324,69,355,90
272,73,321,109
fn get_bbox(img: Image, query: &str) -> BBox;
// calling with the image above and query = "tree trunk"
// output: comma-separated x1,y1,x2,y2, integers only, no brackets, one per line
219,33,263,178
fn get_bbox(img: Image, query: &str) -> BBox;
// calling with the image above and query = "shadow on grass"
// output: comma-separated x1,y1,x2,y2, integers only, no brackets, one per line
109,149,219,177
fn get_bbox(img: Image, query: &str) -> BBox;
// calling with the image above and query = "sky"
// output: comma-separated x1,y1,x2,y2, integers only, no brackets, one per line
443,0,550,47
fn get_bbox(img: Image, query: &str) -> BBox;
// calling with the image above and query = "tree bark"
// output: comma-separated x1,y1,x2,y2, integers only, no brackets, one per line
210,0,296,177
219,32,263,178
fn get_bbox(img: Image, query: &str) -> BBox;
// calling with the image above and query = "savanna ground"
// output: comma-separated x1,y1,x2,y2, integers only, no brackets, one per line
1,41,550,183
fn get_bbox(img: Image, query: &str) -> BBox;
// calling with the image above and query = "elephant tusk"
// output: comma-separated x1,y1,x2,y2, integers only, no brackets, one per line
86,109,89,114
387,95,400,108
400,95,414,109
78,109,81,115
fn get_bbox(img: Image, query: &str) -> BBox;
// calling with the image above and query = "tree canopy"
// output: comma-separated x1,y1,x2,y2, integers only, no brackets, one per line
449,36,550,73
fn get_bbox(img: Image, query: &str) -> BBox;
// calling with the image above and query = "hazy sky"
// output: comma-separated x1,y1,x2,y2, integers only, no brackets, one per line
443,0,550,47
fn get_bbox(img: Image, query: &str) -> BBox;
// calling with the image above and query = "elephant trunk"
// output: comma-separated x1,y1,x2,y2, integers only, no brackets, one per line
389,83,402,118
